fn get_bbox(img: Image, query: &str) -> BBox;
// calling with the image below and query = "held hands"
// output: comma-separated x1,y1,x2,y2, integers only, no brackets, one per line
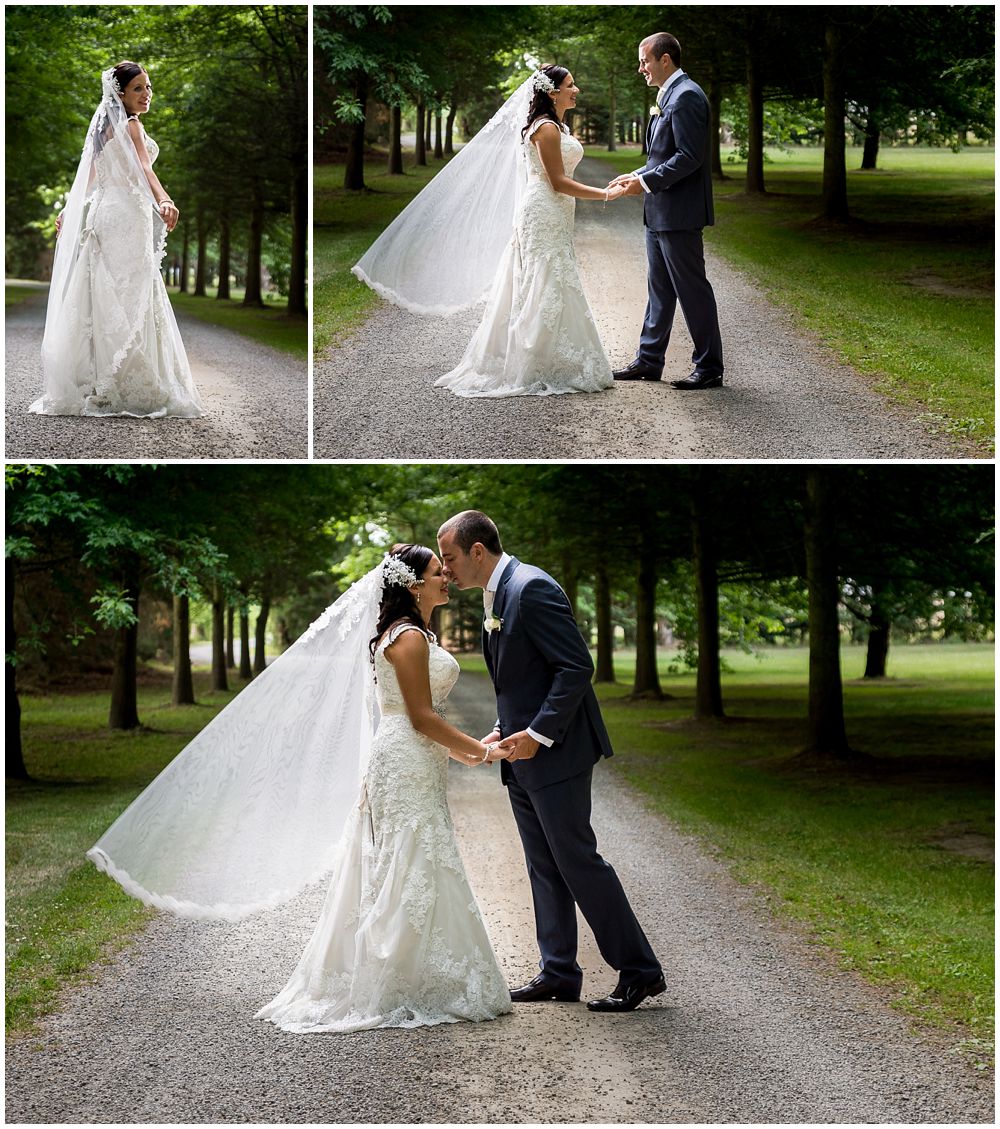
604,182,630,203
495,731,540,762
606,174,643,199
55,212,63,237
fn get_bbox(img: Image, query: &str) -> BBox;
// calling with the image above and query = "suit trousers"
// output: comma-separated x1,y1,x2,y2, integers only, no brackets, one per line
506,767,661,990
639,227,724,377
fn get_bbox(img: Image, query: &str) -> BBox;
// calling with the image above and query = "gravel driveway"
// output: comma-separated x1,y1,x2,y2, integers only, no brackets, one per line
4,292,307,460
4,672,991,1124
314,157,968,460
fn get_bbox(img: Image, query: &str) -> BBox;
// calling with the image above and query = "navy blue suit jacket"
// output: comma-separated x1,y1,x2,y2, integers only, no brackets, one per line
639,73,714,232
483,558,613,792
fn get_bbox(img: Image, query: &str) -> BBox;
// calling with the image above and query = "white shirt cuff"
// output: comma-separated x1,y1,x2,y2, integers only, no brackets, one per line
637,173,651,193
527,727,554,748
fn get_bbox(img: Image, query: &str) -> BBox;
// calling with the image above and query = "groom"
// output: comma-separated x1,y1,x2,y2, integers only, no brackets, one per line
437,510,664,1012
609,31,725,390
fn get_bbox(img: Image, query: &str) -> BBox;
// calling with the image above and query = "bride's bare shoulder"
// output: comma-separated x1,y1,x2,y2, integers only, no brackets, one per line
377,619,428,655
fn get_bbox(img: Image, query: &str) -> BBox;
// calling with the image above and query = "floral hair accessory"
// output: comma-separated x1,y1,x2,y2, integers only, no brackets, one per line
382,555,420,588
103,67,122,96
532,70,556,95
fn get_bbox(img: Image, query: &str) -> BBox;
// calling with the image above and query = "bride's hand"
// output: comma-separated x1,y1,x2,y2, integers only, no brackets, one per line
159,200,179,232
605,183,629,202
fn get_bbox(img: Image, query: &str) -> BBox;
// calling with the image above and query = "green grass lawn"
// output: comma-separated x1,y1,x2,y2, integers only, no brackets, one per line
5,283,43,308
587,144,995,452
460,642,995,1066
6,667,251,1036
313,155,456,357
167,290,307,360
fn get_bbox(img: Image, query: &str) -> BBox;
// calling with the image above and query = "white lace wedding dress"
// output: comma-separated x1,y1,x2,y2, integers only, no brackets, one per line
31,117,202,418
435,121,614,398
256,623,512,1033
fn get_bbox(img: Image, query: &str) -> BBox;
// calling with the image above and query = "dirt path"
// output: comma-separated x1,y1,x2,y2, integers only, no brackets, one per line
4,289,307,460
4,672,991,1124
313,157,967,460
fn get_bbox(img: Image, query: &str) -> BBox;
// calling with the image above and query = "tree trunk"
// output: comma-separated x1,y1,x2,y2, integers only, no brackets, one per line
109,572,141,731
172,594,195,705
179,221,190,293
864,602,891,678
594,566,616,683
803,470,852,756
821,17,850,220
415,102,427,166
288,153,308,316
388,104,403,173
692,491,724,719
193,207,208,297
425,110,432,153
243,186,265,308
745,45,766,194
212,585,228,692
433,110,443,159
344,75,367,189
607,73,617,151
860,93,881,170
631,521,663,699
226,604,236,669
445,100,457,154
216,212,231,300
6,560,29,780
254,595,271,675
239,605,253,680
708,72,725,179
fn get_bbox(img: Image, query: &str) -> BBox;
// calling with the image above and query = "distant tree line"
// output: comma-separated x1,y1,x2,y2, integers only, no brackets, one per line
317,4,994,219
5,4,307,314
7,464,993,780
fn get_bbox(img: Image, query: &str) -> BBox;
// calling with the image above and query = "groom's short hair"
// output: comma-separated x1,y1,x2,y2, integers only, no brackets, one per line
439,510,503,556
642,32,681,67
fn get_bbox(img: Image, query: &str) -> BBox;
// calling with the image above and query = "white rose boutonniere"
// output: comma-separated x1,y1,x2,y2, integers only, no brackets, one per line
649,103,662,118
484,614,504,634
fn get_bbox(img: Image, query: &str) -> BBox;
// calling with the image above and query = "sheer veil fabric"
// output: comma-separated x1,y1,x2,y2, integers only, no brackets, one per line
87,564,390,920
31,67,202,418
351,74,536,315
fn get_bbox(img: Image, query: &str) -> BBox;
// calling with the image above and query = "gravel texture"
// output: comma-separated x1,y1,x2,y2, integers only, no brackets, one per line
4,291,307,460
314,157,970,460
5,671,992,1125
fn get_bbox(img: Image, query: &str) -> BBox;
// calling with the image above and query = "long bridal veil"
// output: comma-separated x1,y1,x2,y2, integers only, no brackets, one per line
351,73,537,316
87,563,391,920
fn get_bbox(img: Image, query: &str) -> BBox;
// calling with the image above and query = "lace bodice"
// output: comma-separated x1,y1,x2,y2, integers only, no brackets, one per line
374,623,459,715
523,119,583,183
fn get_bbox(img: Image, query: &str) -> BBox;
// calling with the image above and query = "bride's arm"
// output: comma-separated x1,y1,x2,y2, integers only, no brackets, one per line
386,630,490,766
533,122,628,202
126,119,180,232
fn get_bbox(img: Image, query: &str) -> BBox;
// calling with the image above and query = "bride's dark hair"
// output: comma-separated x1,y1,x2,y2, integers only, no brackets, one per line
112,60,146,92
368,543,435,666
521,64,570,139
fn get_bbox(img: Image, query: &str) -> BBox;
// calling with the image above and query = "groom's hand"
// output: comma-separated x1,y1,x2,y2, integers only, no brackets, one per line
480,730,502,746
607,174,633,188
497,731,540,762
620,177,644,197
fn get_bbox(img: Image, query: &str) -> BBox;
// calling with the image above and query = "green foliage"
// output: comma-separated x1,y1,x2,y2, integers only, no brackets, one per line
722,96,824,159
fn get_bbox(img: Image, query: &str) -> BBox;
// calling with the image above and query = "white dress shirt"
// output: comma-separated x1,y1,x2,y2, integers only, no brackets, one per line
484,553,553,748
637,69,686,194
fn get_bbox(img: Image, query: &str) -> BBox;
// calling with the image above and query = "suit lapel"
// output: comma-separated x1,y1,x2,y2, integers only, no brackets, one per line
488,557,519,660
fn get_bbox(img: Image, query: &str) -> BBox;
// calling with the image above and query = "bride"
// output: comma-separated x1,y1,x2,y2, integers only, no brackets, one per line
353,66,627,399
30,61,203,418
88,546,512,1033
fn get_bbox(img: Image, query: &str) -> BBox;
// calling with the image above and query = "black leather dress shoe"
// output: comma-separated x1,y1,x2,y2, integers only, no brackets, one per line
586,973,666,1012
670,371,723,390
612,360,662,382
510,974,581,1002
